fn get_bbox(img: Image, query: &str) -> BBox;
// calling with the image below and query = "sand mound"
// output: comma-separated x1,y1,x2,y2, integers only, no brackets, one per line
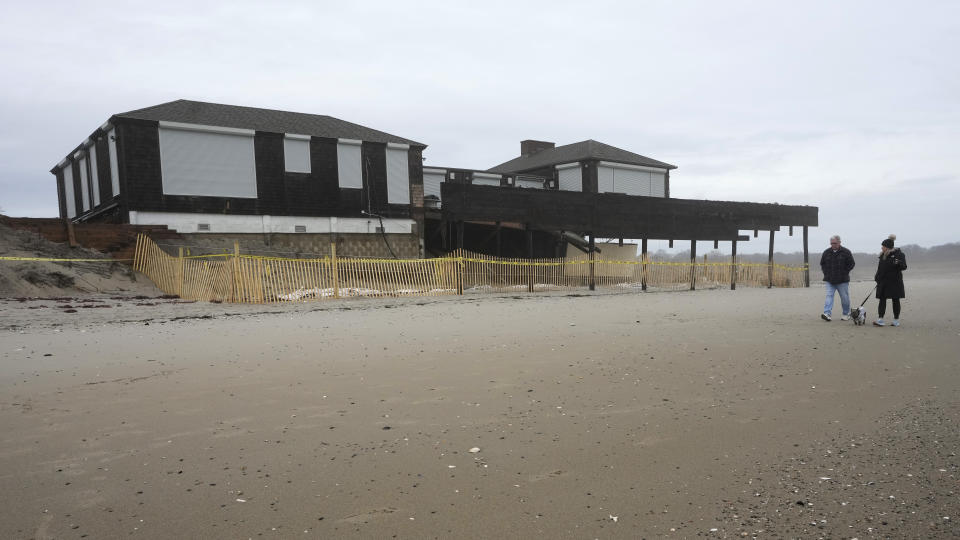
0,221,162,298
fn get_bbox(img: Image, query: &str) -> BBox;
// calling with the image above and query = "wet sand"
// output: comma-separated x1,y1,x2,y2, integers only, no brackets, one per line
1,274,958,539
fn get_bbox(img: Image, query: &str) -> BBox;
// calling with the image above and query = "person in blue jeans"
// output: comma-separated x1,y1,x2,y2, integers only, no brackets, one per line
819,235,856,321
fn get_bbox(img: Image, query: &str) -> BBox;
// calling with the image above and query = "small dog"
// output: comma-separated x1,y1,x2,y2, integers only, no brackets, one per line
851,306,867,326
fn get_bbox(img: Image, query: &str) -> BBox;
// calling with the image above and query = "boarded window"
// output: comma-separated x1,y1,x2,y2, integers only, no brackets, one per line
612,167,648,196
597,165,615,193
63,165,76,219
472,172,501,187
650,172,666,197
386,144,410,204
423,168,445,198
78,156,90,211
284,134,311,173
158,122,257,198
596,162,667,197
107,129,120,196
88,145,101,207
556,163,582,191
337,139,363,189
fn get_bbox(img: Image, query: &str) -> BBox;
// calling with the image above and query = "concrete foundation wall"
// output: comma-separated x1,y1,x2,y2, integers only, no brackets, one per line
175,232,421,260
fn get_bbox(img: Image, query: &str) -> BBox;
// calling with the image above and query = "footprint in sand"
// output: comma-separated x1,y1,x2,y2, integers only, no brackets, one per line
528,469,567,482
340,506,398,524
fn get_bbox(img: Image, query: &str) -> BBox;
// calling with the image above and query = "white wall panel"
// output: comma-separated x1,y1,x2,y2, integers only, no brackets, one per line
78,156,90,211
107,129,120,196
650,172,666,197
597,165,615,193
63,166,76,218
515,178,543,189
472,177,501,186
423,169,445,198
337,140,363,189
386,145,410,204
283,134,311,173
614,168,648,196
88,145,101,206
556,163,582,191
158,126,257,198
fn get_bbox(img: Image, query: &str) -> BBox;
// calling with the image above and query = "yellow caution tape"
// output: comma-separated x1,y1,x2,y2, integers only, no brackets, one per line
0,256,133,262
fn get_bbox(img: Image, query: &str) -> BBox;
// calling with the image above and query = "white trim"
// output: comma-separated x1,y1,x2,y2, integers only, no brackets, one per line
472,172,501,180
338,138,362,146
285,133,311,141
73,151,84,159
597,161,666,174
100,121,113,131
83,138,94,148
386,142,410,150
128,211,415,234
57,158,69,168
423,167,446,174
555,162,580,170
158,121,255,137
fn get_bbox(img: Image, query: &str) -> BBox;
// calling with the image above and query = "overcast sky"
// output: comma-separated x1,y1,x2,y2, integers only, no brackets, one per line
1,1,957,254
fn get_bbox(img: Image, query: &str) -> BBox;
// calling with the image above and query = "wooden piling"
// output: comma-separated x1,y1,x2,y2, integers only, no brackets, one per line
689,240,697,291
641,237,648,291
767,230,775,289
803,225,810,288
588,234,595,291
731,240,737,290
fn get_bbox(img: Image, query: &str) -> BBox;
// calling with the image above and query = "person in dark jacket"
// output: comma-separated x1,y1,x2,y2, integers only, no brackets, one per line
873,234,907,327
819,235,856,321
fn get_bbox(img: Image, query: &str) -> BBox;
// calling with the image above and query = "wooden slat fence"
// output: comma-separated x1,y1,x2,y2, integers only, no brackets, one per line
133,235,807,303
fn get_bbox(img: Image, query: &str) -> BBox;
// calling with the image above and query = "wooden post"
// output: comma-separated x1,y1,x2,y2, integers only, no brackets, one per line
689,240,697,291
731,240,737,290
65,218,77,247
231,241,240,303
526,225,534,293
767,230,775,289
456,252,463,295
178,247,184,298
803,225,810,288
641,237,648,291
588,234,595,291
496,221,502,257
618,238,623,247
331,242,339,299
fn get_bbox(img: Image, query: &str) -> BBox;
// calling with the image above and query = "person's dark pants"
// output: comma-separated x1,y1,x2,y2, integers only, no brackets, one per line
878,298,901,319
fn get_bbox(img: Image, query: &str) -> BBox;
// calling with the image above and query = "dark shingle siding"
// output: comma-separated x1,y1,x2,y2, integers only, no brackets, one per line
114,100,426,147
488,139,676,174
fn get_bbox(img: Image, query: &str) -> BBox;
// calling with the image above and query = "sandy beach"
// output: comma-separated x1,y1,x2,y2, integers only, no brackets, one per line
1,271,958,539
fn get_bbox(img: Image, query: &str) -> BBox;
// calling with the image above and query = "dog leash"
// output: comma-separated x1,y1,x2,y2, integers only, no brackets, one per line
857,284,878,308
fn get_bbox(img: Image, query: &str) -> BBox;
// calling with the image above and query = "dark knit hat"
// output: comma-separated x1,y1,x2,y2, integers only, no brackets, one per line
881,234,896,249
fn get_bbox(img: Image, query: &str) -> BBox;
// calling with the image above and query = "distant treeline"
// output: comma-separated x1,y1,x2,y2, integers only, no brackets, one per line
651,242,960,265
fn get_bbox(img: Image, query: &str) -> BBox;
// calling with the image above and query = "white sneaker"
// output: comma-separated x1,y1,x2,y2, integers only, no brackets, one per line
840,314,850,321
891,319,900,327
821,313,831,322
873,319,885,327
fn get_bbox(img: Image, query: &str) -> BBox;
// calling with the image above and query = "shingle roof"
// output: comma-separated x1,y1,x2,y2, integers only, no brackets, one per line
113,99,426,147
488,139,676,173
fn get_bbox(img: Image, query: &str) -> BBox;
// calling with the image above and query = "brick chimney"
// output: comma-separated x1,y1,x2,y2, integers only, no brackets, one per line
520,140,555,157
